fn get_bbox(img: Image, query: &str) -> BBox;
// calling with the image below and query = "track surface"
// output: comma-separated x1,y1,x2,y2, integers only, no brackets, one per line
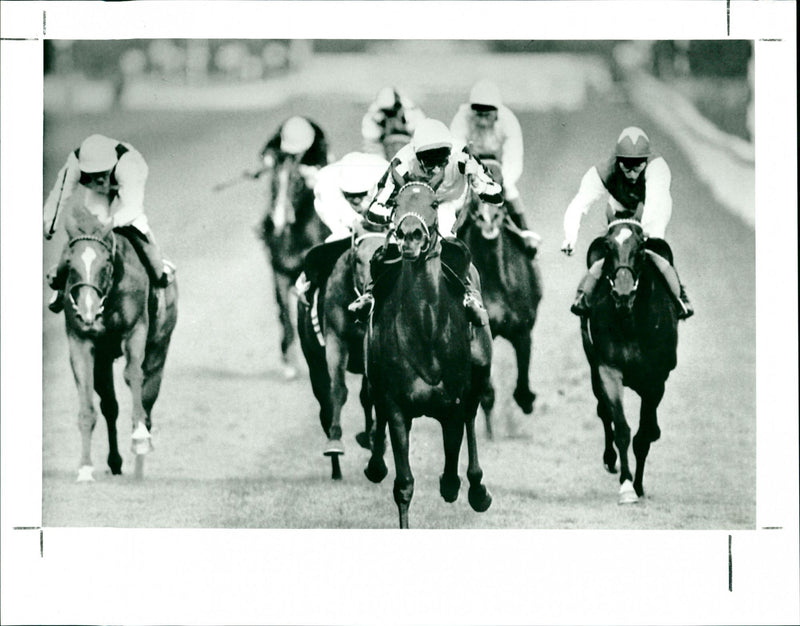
42,84,755,529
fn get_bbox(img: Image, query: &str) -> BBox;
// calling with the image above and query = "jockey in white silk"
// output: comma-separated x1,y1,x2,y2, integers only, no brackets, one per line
361,86,426,157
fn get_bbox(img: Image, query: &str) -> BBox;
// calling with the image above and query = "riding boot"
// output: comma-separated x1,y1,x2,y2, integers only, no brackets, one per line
645,250,693,320
463,264,489,327
46,253,69,313
119,227,175,287
505,197,540,257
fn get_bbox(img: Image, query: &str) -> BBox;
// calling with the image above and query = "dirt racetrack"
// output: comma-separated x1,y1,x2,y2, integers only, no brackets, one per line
41,84,755,529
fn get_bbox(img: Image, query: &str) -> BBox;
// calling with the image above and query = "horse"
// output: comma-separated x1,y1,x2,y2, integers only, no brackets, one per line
297,220,388,479
580,218,679,504
259,155,330,378
460,169,542,438
364,181,493,528
58,205,178,482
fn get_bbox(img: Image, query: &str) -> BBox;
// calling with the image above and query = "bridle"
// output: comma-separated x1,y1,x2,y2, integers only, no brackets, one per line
391,182,439,257
605,218,644,293
66,233,116,311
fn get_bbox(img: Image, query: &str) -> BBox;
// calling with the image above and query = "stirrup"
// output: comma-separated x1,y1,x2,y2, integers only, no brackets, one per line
678,299,694,320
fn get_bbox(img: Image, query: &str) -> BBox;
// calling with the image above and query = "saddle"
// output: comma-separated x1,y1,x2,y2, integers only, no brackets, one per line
303,237,352,289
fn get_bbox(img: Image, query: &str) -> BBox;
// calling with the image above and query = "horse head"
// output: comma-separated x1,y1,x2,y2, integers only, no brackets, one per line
604,219,646,313
351,221,389,296
63,206,117,332
270,156,306,235
392,182,438,261
464,156,505,241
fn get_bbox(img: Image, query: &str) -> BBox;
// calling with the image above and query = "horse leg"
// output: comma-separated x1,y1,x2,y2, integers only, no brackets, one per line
273,271,297,379
511,329,536,414
364,397,388,484
355,375,374,450
591,366,617,473
439,416,463,503
465,373,493,513
123,322,151,479
93,344,121,475
479,378,495,440
597,364,636,504
323,334,347,478
386,403,414,529
633,382,665,498
68,336,97,482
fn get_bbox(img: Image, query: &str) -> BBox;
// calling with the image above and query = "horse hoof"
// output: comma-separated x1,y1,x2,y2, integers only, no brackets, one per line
364,460,388,483
283,365,298,380
76,465,95,482
323,439,345,456
513,389,536,414
439,474,461,503
355,431,372,450
468,485,492,512
618,480,639,505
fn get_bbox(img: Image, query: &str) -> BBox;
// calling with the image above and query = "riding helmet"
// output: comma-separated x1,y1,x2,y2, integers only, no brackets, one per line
412,119,453,155
469,79,502,110
338,152,389,195
78,134,119,173
280,117,316,155
615,127,652,158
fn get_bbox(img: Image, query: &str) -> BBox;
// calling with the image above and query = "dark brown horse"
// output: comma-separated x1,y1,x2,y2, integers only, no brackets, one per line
59,205,177,481
260,156,330,378
297,220,388,479
364,181,493,528
460,187,542,437
580,218,679,503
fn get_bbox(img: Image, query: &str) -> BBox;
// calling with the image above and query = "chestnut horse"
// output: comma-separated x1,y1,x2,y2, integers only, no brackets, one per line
364,181,493,528
58,206,177,481
580,218,679,503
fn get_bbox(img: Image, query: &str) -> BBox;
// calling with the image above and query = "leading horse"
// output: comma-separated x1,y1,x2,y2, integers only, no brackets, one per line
460,166,542,437
580,218,679,503
297,220,388,479
364,181,493,528
58,205,178,481
259,156,330,377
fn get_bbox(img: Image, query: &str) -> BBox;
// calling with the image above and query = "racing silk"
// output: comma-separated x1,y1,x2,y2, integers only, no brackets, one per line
361,95,426,156
260,118,330,169
371,141,502,236
562,154,673,247
313,160,381,241
449,103,524,200
43,140,150,234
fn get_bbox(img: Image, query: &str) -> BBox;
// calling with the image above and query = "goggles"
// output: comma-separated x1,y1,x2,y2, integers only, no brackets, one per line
416,147,451,173
617,158,648,173
342,190,369,204
470,104,498,117
79,169,112,187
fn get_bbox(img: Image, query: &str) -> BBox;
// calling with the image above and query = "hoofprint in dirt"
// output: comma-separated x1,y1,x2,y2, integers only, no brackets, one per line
42,74,754,528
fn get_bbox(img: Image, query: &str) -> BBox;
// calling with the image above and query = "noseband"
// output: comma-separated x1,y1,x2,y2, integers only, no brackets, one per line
67,233,116,304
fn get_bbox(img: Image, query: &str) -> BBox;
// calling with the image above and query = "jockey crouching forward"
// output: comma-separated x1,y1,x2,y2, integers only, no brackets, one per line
43,134,175,313
561,126,694,320
294,151,390,304
348,119,504,327
361,86,426,159
450,79,540,255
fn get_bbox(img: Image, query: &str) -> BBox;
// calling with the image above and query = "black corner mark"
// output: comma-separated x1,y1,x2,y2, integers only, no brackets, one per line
728,534,733,592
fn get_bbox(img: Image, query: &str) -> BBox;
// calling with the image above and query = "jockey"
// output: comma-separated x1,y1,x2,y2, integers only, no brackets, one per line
257,115,330,199
450,79,539,253
348,118,504,326
43,134,175,313
294,151,389,303
560,126,694,319
361,86,426,157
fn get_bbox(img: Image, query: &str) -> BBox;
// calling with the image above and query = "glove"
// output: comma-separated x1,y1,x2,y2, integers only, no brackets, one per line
560,238,575,256
297,165,319,189
463,157,481,177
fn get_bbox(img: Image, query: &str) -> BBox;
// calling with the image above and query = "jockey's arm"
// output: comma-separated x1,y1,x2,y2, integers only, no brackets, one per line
43,152,82,236
448,106,470,146
110,150,149,229
562,166,608,253
361,107,384,148
313,167,358,239
460,151,503,204
499,110,524,200
640,157,673,240
403,103,426,134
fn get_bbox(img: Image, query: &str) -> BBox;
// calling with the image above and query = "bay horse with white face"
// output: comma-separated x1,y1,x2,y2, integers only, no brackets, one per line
580,218,679,503
297,219,388,479
58,205,177,481
364,181,493,528
260,155,329,377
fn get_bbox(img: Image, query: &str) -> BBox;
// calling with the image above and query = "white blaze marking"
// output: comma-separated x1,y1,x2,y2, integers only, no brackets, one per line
80,247,98,278
614,227,633,246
